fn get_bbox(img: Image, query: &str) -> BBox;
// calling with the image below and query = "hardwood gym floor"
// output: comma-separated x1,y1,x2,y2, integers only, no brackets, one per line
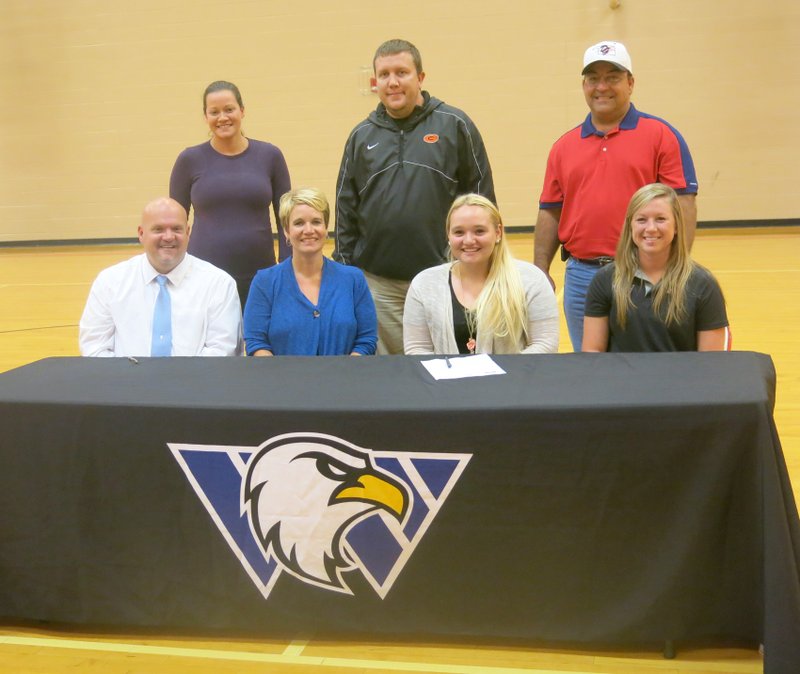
0,227,797,673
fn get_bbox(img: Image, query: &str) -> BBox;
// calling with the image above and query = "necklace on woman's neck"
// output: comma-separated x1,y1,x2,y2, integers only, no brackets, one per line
464,307,477,354
452,262,480,354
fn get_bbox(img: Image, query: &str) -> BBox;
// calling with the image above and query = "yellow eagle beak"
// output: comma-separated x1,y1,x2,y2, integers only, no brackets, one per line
334,473,406,518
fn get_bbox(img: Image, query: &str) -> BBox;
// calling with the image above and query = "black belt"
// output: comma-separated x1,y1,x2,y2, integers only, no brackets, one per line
570,256,614,266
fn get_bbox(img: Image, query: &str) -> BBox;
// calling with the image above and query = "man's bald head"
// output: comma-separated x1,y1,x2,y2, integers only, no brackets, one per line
138,197,191,274
141,197,188,225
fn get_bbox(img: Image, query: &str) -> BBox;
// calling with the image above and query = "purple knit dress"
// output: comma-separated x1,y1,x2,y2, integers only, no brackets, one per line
169,139,291,306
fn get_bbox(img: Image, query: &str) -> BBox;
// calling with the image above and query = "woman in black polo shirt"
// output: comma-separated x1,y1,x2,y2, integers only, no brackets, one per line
582,183,728,352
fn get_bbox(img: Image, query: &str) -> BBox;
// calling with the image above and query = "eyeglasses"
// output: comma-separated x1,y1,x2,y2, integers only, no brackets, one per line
583,73,628,87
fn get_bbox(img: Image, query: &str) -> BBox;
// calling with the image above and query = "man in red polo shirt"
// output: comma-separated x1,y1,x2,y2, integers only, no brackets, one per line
533,41,698,351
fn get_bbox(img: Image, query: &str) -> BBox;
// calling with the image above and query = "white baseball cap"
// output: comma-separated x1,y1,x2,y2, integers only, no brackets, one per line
582,41,633,74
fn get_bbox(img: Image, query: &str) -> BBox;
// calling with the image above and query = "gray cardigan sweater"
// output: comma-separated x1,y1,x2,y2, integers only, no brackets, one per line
403,260,559,355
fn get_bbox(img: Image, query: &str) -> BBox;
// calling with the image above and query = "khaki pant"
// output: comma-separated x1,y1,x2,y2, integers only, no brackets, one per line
363,271,411,355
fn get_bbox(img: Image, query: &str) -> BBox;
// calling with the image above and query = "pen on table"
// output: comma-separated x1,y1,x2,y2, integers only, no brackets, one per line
445,357,452,368
127,356,139,365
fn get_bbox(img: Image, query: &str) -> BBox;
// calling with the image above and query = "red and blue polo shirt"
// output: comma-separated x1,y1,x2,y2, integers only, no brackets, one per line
539,104,697,259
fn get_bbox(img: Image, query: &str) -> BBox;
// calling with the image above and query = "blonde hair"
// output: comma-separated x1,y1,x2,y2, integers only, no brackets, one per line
279,188,330,232
613,183,693,327
447,194,529,347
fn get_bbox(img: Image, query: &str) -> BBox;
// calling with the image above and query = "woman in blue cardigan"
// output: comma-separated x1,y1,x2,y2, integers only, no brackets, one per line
243,188,377,356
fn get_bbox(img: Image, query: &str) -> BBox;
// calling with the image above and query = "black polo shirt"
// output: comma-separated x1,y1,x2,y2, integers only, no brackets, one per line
585,263,728,352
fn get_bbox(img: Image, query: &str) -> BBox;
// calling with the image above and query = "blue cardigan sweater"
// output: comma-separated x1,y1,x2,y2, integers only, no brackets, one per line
243,257,377,356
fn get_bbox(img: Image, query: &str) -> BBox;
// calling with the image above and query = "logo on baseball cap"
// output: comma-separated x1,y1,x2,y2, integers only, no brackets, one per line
582,41,633,74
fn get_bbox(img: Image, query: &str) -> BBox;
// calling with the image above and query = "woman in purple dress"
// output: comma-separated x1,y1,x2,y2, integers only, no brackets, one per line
169,81,291,307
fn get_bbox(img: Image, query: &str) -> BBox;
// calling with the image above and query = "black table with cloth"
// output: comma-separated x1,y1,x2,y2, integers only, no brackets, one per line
0,353,798,673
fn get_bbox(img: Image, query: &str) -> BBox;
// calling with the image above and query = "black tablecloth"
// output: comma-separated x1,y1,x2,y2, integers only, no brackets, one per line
0,353,798,673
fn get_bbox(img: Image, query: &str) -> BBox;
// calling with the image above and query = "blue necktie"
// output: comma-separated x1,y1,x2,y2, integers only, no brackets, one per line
151,275,172,357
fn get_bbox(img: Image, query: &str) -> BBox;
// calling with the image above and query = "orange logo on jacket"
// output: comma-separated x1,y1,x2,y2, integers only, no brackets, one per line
423,134,439,143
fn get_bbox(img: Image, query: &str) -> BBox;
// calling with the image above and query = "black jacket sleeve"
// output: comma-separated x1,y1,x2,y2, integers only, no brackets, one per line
456,113,496,205
333,132,360,265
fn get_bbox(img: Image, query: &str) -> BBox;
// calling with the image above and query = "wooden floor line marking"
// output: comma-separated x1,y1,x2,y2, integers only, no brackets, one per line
0,324,77,335
282,638,309,656
0,635,586,674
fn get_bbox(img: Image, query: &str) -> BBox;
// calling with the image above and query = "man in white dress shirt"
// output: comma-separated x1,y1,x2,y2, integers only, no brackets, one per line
79,197,242,357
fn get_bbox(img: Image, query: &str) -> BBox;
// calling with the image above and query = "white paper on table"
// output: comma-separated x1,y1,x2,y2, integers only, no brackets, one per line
420,353,507,380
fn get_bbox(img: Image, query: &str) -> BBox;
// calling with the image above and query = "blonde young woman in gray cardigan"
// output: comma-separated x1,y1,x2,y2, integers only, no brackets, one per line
403,194,559,355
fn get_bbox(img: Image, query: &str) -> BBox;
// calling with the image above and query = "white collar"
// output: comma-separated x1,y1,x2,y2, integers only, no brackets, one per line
141,254,191,286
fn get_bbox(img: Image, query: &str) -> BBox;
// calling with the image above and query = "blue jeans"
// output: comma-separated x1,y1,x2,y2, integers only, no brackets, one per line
564,258,601,352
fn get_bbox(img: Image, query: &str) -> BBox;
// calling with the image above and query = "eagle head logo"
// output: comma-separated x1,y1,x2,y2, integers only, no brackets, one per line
243,433,410,593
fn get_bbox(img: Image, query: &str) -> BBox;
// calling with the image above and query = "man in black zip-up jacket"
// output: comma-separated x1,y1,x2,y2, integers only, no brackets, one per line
334,39,495,354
